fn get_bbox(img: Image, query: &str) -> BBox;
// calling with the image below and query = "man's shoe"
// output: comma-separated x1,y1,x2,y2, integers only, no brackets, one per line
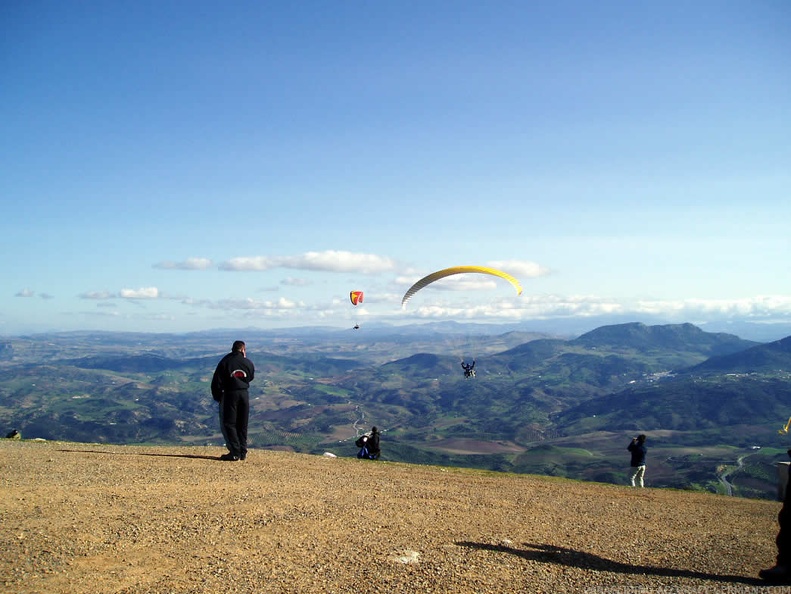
219,453,239,461
239,454,246,460
759,565,791,582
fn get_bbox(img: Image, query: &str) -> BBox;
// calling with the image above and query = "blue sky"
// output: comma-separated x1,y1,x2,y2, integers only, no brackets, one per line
2,1,789,336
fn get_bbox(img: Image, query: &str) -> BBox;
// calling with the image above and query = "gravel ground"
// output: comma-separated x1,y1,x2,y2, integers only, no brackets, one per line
0,440,787,594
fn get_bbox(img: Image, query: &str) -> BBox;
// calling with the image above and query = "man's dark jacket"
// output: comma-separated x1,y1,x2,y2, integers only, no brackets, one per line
211,351,255,401
368,431,381,456
628,440,647,467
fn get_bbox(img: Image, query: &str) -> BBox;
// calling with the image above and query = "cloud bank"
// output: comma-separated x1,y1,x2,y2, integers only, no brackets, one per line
154,258,213,270
219,251,397,274
120,287,160,300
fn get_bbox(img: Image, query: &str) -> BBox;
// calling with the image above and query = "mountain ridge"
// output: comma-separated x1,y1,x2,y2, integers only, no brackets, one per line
1,321,788,499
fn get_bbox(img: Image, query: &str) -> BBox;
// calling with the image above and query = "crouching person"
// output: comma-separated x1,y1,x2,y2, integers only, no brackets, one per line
355,426,381,460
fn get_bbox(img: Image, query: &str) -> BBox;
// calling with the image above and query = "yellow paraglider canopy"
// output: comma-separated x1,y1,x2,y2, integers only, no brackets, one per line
401,265,523,308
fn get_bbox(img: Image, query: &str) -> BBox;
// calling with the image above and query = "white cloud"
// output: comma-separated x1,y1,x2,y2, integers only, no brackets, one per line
281,277,312,287
487,260,551,278
120,287,160,300
284,251,396,273
211,297,305,311
80,291,116,300
399,293,791,324
634,296,791,319
15,289,35,298
81,310,122,318
154,257,213,270
219,251,397,274
79,310,174,322
404,294,626,320
219,256,279,271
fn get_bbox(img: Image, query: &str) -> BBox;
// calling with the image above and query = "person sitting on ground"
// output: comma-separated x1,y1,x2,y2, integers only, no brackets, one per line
355,426,381,460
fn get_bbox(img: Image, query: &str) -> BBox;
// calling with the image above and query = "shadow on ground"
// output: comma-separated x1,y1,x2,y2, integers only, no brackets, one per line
456,541,764,586
57,448,219,461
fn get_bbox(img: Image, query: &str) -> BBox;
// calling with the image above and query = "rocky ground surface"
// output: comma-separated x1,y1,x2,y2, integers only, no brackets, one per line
0,440,787,593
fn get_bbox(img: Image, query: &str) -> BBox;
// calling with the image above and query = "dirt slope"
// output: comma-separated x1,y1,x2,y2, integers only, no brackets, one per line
0,440,785,593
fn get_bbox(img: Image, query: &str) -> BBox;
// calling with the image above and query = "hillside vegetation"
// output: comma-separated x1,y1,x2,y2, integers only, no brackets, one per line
0,440,780,593
1,322,790,499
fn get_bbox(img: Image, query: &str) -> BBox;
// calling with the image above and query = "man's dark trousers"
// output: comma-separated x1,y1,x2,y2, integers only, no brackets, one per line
222,389,249,458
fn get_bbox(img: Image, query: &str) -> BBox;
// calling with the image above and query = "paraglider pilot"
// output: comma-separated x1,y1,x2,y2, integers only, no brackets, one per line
461,360,476,378
355,426,381,460
368,426,381,460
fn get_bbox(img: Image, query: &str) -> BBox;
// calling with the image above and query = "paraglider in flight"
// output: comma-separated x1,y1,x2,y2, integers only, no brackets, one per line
779,416,791,435
350,291,364,329
461,360,476,378
400,266,523,308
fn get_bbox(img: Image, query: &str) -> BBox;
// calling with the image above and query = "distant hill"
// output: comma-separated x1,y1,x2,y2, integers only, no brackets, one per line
1,322,788,499
555,330,791,435
65,352,363,376
550,330,791,498
574,322,757,356
557,375,791,434
386,322,756,381
686,336,791,374
381,353,457,377
64,354,204,373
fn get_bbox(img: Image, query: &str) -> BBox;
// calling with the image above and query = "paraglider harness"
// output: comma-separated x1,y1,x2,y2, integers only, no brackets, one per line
461,360,476,379
355,434,379,460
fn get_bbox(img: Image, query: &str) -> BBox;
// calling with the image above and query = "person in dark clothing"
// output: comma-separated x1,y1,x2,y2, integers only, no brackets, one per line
461,360,476,378
211,340,255,461
355,426,381,460
367,426,381,460
627,434,647,487
760,449,791,583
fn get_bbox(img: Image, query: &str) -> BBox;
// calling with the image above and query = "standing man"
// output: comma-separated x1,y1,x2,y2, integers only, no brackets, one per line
759,449,791,583
367,426,381,460
628,434,647,487
626,434,648,487
211,341,255,461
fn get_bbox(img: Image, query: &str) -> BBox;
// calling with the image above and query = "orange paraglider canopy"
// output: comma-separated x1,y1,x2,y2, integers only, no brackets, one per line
350,291,364,306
